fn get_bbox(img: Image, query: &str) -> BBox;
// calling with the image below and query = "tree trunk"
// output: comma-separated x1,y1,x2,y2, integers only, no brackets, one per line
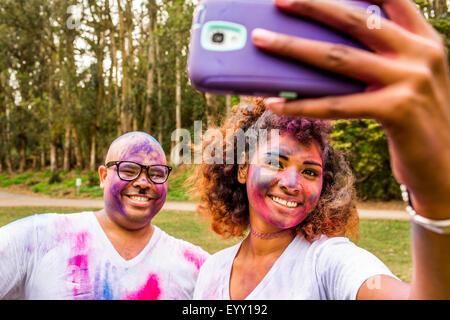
143,36,155,133
4,104,13,173
72,128,83,169
108,6,121,137
205,93,217,128
156,38,163,144
175,52,182,131
226,95,232,118
171,47,183,163
433,0,448,17
40,146,46,169
90,134,96,172
18,138,26,172
63,124,71,171
142,2,157,134
118,0,134,134
50,141,57,173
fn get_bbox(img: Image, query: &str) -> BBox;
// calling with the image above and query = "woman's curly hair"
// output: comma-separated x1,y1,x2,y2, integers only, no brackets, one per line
191,97,359,242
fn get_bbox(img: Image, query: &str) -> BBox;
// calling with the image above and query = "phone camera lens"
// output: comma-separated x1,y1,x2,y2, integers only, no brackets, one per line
211,32,224,43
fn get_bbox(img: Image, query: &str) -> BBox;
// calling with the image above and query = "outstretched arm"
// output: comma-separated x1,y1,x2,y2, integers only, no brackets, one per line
252,0,450,299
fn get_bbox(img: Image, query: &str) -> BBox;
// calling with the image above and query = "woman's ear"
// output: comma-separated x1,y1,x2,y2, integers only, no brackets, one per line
237,163,249,184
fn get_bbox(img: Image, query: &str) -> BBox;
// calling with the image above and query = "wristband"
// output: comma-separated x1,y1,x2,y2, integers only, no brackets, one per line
400,184,450,235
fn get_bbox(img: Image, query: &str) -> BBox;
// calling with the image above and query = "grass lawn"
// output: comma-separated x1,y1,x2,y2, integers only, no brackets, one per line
0,207,412,283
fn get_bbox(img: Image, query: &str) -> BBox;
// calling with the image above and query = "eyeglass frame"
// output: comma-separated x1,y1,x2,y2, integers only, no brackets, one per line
105,161,172,184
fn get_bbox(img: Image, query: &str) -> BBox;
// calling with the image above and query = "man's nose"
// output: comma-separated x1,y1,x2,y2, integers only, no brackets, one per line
132,170,153,188
278,169,301,194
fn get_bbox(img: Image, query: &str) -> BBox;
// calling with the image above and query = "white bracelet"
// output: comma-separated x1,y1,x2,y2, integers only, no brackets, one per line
400,184,450,235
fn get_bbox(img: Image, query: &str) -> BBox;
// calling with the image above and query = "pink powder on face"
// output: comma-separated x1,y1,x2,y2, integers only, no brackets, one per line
183,248,207,270
124,273,161,300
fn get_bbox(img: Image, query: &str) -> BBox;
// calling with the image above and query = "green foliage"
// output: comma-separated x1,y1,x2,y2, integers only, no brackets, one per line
87,171,99,187
48,171,62,184
331,120,401,200
79,185,104,198
0,172,33,187
166,165,196,201
32,181,52,195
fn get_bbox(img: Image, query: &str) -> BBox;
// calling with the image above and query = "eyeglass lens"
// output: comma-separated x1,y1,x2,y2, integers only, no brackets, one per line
118,162,168,183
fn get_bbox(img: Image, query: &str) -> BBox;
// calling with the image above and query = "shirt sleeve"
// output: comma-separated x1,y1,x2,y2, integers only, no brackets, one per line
314,237,399,300
0,215,37,299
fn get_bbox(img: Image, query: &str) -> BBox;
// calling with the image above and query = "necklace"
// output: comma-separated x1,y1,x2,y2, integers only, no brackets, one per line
248,224,295,240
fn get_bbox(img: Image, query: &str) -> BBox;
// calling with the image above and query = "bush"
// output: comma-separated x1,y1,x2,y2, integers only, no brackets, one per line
48,171,62,184
331,120,401,201
11,172,33,184
87,171,99,187
32,181,51,195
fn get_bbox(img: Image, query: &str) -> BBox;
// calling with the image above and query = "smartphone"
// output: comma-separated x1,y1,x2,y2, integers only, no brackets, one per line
187,0,385,98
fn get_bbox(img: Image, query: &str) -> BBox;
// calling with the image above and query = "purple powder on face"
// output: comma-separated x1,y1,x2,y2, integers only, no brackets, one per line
118,141,166,165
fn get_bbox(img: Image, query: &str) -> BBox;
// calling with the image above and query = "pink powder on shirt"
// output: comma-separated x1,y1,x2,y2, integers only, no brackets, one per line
183,248,206,270
68,232,91,297
124,273,161,300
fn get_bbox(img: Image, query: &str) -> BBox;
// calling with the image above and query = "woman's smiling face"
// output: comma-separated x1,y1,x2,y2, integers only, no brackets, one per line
245,132,323,231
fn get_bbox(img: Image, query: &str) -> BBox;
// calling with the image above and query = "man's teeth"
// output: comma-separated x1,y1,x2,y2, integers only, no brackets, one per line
129,195,149,202
270,196,299,208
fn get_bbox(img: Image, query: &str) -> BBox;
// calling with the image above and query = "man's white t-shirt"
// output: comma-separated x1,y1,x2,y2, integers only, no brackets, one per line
194,235,398,300
0,212,210,300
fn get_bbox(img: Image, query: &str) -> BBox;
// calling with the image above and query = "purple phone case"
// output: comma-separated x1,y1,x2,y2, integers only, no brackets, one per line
187,0,385,98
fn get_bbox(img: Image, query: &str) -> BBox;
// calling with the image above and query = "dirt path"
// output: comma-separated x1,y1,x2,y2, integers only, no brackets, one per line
0,190,408,220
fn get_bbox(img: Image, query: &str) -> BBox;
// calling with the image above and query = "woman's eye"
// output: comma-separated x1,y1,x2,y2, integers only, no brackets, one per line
302,169,319,177
264,157,282,168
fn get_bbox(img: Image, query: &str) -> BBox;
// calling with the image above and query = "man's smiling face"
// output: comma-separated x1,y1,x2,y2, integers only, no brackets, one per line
100,133,168,230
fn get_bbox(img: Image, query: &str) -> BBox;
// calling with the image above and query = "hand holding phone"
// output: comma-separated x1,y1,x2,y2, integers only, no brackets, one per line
187,0,385,98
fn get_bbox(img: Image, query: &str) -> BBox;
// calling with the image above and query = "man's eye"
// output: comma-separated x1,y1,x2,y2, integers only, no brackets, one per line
150,171,164,178
121,169,138,175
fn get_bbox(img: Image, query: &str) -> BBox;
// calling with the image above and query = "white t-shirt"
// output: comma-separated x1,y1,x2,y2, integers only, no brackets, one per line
0,212,210,300
194,235,398,300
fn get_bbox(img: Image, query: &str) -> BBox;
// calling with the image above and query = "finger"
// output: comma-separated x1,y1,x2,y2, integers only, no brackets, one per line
265,85,402,121
252,29,408,85
272,0,417,54
357,0,440,39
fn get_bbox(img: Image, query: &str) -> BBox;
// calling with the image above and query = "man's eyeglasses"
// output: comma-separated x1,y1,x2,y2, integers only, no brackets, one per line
105,161,172,184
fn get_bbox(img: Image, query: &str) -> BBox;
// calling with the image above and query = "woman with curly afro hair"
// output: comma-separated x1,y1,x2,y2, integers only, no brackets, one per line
192,98,407,300
191,0,450,301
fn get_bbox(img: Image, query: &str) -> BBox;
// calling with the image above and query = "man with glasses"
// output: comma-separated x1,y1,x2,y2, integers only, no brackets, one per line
0,131,209,299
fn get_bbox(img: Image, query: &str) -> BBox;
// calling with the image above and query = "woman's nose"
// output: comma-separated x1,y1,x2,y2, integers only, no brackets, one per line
278,170,301,194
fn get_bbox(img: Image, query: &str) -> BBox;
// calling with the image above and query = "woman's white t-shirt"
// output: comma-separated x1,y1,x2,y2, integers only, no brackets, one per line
194,235,398,300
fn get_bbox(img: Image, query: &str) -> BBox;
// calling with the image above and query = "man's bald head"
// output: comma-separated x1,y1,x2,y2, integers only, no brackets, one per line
105,131,166,165
100,131,168,230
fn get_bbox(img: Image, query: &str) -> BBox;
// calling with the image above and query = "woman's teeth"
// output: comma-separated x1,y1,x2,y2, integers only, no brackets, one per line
270,196,299,208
